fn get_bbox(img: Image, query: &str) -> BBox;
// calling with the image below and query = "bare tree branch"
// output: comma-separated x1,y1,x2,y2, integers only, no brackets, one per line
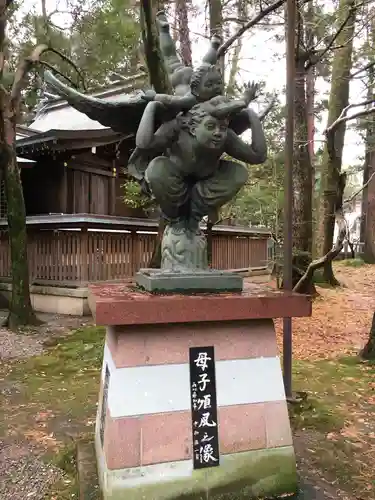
305,3,356,69
217,0,287,56
9,45,86,127
326,99,375,134
40,61,81,89
10,44,49,120
293,148,375,294
259,96,277,121
41,48,86,89
351,60,375,79
344,170,375,204
293,211,346,293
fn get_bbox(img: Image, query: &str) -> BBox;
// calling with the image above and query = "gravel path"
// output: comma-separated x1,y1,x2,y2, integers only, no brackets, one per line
0,313,92,360
0,313,92,499
0,328,45,359
0,443,62,500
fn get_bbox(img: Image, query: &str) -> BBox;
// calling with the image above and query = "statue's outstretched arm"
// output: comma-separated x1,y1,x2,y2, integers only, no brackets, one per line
142,91,196,111
136,104,178,150
225,110,267,165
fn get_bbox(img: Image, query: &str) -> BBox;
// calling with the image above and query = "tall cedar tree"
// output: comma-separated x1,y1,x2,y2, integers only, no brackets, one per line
316,0,356,284
0,0,40,329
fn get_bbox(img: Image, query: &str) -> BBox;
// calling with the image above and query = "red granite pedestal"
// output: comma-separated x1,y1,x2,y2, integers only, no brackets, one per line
89,282,311,500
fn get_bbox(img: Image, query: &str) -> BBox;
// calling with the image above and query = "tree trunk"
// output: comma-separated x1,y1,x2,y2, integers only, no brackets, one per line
208,0,224,75
305,0,315,163
361,23,375,263
292,53,314,292
0,1,39,329
2,149,38,328
360,312,375,360
362,150,375,263
140,0,171,268
140,0,172,93
207,221,213,267
226,0,245,96
316,0,356,284
176,0,192,67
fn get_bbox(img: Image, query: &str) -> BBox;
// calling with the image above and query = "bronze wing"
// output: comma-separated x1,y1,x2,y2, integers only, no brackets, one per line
43,70,165,136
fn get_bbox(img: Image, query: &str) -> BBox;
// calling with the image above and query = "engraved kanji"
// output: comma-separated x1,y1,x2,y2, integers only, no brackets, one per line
198,412,217,428
194,352,212,371
201,432,215,443
197,394,212,410
200,444,218,463
198,373,210,391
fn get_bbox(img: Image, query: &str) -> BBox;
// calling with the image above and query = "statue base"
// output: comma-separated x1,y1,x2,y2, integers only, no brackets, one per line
88,283,312,500
135,268,243,293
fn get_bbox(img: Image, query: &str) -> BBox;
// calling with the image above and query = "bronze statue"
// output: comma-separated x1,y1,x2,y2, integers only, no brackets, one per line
136,98,266,230
140,11,260,134
135,96,267,272
42,10,269,290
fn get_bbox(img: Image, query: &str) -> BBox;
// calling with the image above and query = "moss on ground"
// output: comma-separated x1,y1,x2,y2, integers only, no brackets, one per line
291,356,375,498
0,326,105,499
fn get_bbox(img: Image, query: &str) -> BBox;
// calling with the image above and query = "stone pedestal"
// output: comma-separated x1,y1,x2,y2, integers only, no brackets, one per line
135,223,244,293
89,283,311,500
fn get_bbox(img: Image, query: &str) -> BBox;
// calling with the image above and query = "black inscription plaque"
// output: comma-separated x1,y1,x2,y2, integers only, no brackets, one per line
189,346,220,469
100,364,110,448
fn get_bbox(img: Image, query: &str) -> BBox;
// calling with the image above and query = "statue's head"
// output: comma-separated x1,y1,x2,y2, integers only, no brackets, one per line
179,102,229,150
179,97,247,149
190,64,224,102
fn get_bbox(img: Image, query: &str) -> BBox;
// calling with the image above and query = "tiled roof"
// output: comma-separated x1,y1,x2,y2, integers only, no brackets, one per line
30,73,147,132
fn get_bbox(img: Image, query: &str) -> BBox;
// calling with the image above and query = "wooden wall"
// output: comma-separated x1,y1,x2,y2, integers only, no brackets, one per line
20,150,148,217
0,229,269,284
21,159,65,215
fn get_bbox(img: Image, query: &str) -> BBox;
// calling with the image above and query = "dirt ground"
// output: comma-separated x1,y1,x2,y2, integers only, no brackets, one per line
0,261,374,499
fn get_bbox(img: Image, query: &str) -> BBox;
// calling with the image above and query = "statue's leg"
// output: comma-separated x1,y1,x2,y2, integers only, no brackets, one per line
190,160,248,222
156,11,182,75
145,157,189,222
156,11,193,96
201,34,222,65
146,157,208,271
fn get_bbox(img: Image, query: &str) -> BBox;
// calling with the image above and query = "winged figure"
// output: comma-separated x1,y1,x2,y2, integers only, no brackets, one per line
43,70,168,137
43,10,267,184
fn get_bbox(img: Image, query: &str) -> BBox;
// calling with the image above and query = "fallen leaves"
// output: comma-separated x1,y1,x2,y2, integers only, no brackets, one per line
272,264,375,360
23,429,61,452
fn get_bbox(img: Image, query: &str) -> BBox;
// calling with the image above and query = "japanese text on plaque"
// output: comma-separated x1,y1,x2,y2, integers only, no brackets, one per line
189,346,220,469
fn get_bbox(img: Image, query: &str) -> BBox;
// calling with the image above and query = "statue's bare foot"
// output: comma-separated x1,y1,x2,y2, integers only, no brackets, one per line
156,11,169,31
210,34,222,49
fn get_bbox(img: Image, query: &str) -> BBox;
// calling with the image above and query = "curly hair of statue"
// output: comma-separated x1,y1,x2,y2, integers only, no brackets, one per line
189,64,222,96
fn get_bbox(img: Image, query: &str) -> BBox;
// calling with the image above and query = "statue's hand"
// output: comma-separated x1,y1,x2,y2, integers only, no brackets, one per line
243,81,260,105
142,89,157,102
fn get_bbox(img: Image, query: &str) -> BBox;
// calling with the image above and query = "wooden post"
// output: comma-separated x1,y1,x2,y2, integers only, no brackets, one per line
60,161,68,213
130,231,140,275
80,227,89,284
110,161,117,215
283,0,296,399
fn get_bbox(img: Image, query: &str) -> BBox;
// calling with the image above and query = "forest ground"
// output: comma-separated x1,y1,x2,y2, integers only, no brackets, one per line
0,261,374,499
